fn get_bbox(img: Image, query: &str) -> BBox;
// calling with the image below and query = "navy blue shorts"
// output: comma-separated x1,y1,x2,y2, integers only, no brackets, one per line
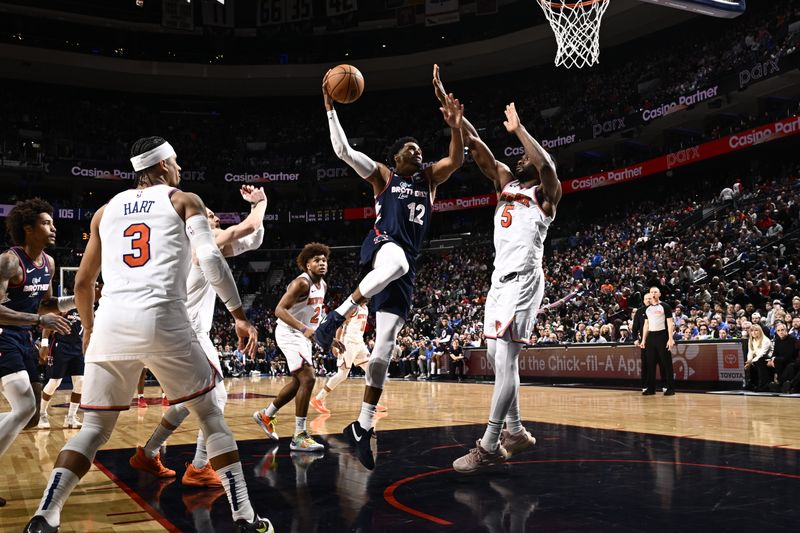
0,328,42,383
359,235,417,320
46,345,84,380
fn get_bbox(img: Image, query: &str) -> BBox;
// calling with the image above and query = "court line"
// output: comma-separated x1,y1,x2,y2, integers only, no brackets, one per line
384,458,800,526
94,460,183,532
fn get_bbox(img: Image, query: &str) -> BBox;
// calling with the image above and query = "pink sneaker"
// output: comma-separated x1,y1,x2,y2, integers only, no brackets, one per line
500,429,536,457
452,440,508,473
310,397,330,414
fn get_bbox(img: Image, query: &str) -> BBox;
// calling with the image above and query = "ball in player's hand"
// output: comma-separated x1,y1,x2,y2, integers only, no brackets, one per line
324,64,364,104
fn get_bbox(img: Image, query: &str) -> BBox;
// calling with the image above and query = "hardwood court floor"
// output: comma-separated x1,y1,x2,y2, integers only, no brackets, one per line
1,377,798,532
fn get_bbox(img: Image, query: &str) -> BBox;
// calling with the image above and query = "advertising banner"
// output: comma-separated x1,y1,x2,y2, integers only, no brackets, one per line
464,342,744,382
562,115,800,194
343,193,498,220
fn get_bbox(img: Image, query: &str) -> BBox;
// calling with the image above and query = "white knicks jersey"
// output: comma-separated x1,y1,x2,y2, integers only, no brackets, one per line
185,263,215,334
99,184,191,307
277,273,326,330
492,181,554,278
342,304,369,344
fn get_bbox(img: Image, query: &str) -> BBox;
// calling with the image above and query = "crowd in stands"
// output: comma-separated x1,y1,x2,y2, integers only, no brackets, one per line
2,2,797,203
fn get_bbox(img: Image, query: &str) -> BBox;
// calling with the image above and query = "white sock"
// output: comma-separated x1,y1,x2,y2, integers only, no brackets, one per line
505,395,523,435
192,431,208,469
35,467,80,526
480,419,503,452
357,402,377,431
68,402,79,419
143,423,175,458
316,389,328,401
264,403,278,417
40,398,50,416
217,462,255,522
334,296,358,317
295,417,306,435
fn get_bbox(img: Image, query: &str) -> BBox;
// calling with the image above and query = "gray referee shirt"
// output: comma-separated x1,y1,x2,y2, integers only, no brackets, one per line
645,303,672,332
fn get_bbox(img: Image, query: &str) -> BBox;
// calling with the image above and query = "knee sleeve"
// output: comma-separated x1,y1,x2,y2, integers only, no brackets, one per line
70,375,83,395
62,411,118,461
185,391,237,457
359,243,410,299
163,403,191,427
365,311,405,389
1,372,36,421
214,380,228,413
43,378,62,396
488,339,523,423
326,368,349,391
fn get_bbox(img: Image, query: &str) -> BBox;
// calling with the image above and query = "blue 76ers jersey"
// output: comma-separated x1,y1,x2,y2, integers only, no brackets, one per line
366,172,432,258
1,247,51,331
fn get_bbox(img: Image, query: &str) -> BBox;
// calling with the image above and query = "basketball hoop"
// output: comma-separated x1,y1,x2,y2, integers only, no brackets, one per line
537,0,610,69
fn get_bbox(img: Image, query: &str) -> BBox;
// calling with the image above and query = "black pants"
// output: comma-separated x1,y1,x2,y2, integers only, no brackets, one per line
450,360,464,380
640,347,647,389
645,331,674,393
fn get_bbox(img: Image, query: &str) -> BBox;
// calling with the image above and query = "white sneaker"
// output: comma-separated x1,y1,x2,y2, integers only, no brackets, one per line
64,415,82,429
37,413,50,429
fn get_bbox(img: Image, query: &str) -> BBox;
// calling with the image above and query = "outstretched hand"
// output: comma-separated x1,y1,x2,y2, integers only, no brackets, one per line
503,102,521,133
432,64,447,105
322,69,334,111
240,185,267,205
235,318,259,358
440,93,464,130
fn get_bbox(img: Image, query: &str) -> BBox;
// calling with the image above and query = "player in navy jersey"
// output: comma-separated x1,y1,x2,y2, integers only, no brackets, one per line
38,307,85,430
315,69,464,468
0,198,72,507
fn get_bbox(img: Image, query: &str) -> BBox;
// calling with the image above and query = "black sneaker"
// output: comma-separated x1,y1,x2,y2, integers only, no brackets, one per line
232,515,274,533
343,421,376,470
663,389,675,396
642,390,656,396
23,516,59,533
314,310,346,350
0,495,5,507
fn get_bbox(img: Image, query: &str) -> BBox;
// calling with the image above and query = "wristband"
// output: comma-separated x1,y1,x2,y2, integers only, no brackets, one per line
299,325,308,334
41,338,49,348
36,315,42,326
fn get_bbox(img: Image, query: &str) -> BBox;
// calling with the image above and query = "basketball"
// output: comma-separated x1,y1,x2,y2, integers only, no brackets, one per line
325,64,364,104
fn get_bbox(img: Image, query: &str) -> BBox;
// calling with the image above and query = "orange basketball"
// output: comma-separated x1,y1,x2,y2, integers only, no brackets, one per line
325,64,364,104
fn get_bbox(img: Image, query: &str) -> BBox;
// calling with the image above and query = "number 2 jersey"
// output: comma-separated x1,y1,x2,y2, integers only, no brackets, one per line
360,171,432,263
276,273,326,333
493,180,554,280
89,184,193,360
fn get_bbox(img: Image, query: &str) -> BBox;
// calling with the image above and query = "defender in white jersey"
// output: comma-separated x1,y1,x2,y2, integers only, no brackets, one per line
26,137,272,533
130,185,267,489
430,87,561,474
253,242,331,453
311,303,386,414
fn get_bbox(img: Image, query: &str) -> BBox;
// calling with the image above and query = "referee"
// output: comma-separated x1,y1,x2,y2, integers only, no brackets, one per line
641,287,676,396
631,292,653,391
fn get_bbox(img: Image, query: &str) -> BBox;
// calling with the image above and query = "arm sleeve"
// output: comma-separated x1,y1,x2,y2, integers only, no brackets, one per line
185,214,242,312
230,225,264,256
327,110,378,179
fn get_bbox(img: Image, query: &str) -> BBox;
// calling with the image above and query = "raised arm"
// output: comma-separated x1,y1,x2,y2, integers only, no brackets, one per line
504,103,561,207
172,190,258,357
218,185,267,257
323,69,390,196
433,64,513,192
428,93,465,187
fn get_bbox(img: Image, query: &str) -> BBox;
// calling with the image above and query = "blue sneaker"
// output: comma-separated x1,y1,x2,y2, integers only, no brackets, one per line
314,310,346,350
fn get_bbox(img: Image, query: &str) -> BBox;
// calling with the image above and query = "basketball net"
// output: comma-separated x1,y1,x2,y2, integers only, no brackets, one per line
537,0,610,68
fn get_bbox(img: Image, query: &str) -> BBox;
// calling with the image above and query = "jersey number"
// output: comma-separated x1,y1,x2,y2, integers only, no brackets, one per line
500,205,514,228
310,306,321,324
123,223,151,268
407,202,426,226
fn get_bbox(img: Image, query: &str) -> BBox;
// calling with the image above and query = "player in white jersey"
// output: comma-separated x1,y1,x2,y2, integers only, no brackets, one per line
435,66,561,474
25,137,273,533
253,242,331,452
129,184,267,488
310,303,386,414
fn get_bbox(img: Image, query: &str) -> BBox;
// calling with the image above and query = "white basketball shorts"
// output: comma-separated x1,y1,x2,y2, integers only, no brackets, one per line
275,324,313,373
483,268,545,343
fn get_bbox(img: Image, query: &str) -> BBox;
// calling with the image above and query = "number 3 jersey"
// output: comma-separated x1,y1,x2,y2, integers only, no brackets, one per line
361,172,432,261
493,180,554,280
90,184,193,360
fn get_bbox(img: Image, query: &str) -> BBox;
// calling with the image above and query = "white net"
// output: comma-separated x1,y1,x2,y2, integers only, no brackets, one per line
537,0,611,69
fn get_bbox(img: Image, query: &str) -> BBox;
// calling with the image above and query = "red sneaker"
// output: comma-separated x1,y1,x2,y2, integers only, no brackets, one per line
310,397,330,414
182,462,223,488
129,446,176,478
